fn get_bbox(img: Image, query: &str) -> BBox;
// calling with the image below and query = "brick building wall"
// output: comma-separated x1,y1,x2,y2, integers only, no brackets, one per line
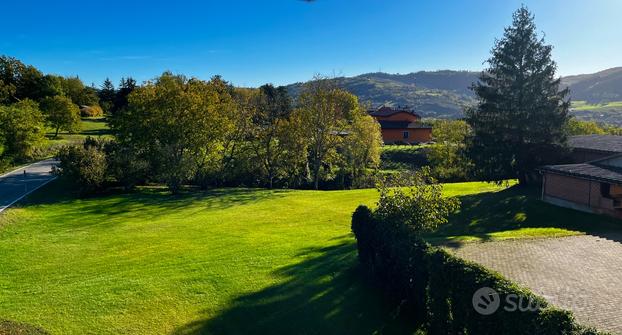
381,128,432,143
542,172,622,218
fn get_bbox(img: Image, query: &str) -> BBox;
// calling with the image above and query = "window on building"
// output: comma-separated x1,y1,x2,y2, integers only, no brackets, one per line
601,183,611,198
403,131,409,139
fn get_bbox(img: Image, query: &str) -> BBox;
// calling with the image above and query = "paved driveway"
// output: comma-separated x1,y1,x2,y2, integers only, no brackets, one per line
449,234,622,334
0,159,57,212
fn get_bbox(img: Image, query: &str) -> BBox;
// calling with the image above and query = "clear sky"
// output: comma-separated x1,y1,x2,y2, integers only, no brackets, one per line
2,0,621,87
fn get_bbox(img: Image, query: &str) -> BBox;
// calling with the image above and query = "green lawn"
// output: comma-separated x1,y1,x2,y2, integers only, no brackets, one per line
1,180,620,334
0,118,111,175
570,100,622,126
571,100,622,111
44,117,111,149
426,185,622,244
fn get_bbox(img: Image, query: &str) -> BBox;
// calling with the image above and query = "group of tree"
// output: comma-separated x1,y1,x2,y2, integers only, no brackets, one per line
55,73,382,194
0,56,103,165
427,6,619,185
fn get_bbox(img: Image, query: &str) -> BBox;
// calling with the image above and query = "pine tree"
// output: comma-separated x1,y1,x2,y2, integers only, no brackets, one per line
112,77,136,115
98,78,116,113
466,6,570,185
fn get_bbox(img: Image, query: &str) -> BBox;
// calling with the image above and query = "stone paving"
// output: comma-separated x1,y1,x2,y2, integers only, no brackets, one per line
448,234,622,334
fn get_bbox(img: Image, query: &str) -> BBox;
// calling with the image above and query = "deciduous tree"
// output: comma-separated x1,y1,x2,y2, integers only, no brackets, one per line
0,99,46,161
41,95,81,137
115,73,235,193
427,119,472,181
294,78,360,189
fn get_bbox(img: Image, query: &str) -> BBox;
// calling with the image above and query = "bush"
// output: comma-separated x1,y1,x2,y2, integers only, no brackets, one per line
54,141,108,196
375,168,460,233
105,143,149,191
80,105,104,117
351,204,605,334
380,145,428,171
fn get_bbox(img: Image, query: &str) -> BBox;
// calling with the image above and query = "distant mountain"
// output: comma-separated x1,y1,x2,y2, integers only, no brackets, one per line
286,68,622,122
286,70,480,118
561,67,622,103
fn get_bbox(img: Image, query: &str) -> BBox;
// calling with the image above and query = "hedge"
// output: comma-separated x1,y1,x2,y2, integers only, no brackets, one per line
351,205,605,335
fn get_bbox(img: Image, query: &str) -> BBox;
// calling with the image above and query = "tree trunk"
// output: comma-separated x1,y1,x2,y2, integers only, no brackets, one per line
54,126,60,138
313,163,320,190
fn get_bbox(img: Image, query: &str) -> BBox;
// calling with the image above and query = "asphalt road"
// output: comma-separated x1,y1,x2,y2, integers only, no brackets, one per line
0,159,57,212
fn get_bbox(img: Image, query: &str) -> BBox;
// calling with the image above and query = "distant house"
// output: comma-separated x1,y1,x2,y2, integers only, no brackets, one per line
369,106,432,144
539,135,622,218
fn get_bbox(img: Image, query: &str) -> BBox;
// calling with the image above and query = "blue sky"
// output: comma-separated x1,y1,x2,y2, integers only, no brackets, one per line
2,0,621,87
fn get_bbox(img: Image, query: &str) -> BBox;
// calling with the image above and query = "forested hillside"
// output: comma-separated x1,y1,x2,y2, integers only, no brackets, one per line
287,68,622,123
286,71,479,118
561,67,622,102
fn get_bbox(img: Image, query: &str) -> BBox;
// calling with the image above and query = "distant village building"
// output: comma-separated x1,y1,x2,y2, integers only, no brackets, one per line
539,135,622,219
368,106,432,144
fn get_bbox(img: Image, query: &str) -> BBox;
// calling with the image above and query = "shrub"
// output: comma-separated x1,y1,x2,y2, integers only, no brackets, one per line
351,202,605,334
80,105,104,117
105,142,149,191
54,142,108,195
374,168,460,233
380,145,428,171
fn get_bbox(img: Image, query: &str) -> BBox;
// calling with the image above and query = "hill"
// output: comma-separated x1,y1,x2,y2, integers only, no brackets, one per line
286,68,622,123
286,70,479,118
561,67,622,103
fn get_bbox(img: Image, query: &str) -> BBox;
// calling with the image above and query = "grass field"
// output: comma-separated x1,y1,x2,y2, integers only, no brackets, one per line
44,117,111,149
0,118,111,175
0,180,620,334
427,185,622,244
571,100,622,111
570,101,622,126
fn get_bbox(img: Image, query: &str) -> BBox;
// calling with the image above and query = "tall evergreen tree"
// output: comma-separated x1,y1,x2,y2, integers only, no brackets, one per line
98,78,116,113
466,6,570,185
112,77,137,115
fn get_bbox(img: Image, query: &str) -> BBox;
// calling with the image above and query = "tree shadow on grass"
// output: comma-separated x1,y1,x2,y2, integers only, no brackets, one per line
0,319,49,335
16,180,289,228
427,185,622,248
171,240,418,335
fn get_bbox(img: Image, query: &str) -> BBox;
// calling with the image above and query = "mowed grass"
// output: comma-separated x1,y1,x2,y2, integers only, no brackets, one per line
44,117,111,149
0,181,499,334
1,180,619,334
427,185,622,244
571,100,622,111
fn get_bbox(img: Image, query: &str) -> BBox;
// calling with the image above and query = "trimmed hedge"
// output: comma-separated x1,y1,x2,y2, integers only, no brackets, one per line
351,205,605,335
